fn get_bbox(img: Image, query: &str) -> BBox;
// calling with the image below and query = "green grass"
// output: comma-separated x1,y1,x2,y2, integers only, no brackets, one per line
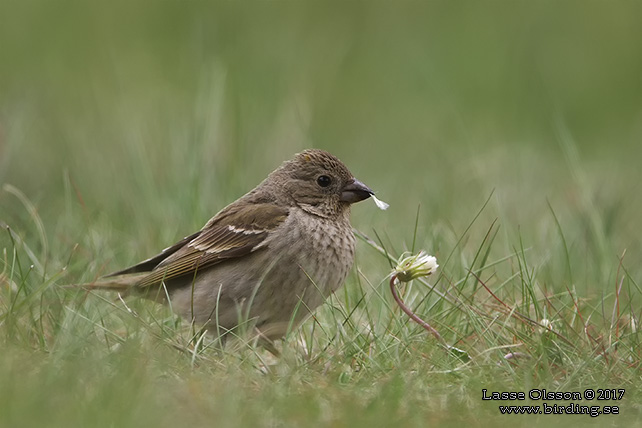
2,2,642,427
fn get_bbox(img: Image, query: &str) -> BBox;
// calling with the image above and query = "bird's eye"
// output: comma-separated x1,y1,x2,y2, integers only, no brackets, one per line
316,175,332,188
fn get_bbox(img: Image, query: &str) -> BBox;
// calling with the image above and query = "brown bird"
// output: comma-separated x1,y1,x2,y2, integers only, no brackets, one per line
82,149,374,343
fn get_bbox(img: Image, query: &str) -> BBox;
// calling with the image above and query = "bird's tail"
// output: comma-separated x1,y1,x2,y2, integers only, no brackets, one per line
64,274,147,293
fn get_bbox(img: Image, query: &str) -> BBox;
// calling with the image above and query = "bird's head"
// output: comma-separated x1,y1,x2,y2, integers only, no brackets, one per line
271,149,373,218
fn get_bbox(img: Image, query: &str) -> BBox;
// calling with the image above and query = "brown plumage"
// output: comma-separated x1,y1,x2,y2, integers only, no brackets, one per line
79,149,374,341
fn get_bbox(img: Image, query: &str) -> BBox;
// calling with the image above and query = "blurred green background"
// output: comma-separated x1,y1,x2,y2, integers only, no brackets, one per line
2,2,642,427
1,0,641,289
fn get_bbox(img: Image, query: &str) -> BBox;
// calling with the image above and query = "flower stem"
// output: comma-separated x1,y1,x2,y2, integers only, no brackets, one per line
390,273,445,344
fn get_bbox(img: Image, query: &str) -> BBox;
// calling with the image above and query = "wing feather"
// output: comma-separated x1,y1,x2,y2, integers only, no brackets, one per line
131,203,288,288
103,231,201,277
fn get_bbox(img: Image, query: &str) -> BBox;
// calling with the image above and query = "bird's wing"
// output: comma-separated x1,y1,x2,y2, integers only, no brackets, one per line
130,203,289,288
104,231,201,277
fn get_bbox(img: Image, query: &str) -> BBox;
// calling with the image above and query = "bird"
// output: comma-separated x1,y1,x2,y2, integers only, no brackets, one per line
80,149,375,343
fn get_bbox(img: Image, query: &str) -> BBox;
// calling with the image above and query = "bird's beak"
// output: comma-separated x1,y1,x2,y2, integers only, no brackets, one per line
340,179,374,204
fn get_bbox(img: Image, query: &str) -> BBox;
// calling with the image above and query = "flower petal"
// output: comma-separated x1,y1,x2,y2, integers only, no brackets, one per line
371,194,389,210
